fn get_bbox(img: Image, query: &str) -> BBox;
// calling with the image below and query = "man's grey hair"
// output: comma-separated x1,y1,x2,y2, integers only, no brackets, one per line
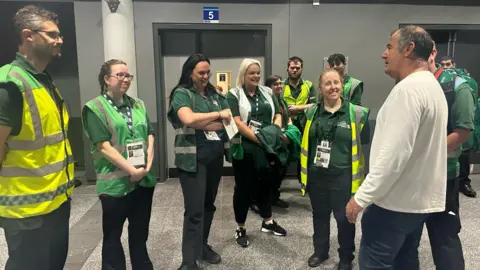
13,5,59,45
391,25,434,62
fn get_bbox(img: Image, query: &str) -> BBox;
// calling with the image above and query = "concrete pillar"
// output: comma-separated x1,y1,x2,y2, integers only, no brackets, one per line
102,0,138,98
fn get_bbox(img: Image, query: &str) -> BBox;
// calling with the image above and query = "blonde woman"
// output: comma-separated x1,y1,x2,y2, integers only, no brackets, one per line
299,69,369,269
227,59,287,248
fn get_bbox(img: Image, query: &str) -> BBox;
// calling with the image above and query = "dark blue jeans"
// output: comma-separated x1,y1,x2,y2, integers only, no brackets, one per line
359,204,429,270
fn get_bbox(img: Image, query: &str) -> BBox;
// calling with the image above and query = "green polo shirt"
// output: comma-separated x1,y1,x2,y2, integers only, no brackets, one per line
83,94,155,145
447,80,475,180
170,87,229,146
227,86,280,154
0,53,63,136
343,75,363,106
307,99,353,174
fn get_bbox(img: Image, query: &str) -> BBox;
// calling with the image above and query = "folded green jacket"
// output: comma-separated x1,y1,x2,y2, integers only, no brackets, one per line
284,124,301,162
256,124,289,167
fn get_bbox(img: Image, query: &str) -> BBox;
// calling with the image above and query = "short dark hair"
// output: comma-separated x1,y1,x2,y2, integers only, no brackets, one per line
287,56,303,68
327,53,346,67
391,25,434,62
13,5,59,45
265,75,282,88
440,56,455,64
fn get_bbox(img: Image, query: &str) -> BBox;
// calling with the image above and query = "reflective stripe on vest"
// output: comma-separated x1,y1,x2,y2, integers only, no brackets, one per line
86,97,150,184
0,66,73,218
283,81,312,106
300,103,368,196
7,72,66,151
349,79,360,99
0,180,75,206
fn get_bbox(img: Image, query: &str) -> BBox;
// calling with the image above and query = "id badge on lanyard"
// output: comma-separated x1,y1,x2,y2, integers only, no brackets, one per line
314,139,332,168
249,120,262,134
126,141,146,167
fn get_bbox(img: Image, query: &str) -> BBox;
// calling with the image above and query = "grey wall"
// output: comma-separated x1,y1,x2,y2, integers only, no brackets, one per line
74,2,480,174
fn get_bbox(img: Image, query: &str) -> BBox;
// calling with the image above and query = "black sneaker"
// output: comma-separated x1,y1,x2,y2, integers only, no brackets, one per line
202,244,221,264
235,228,249,247
261,220,287,236
273,198,289,209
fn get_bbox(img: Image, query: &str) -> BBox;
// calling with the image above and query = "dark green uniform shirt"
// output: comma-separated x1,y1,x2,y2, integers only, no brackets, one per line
83,94,155,144
0,53,63,136
448,82,475,179
307,100,367,175
343,75,363,106
170,87,229,146
227,86,280,154
277,94,290,128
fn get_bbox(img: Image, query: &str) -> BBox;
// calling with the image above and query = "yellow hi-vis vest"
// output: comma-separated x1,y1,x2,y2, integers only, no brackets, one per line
0,65,74,219
283,80,313,105
300,102,369,196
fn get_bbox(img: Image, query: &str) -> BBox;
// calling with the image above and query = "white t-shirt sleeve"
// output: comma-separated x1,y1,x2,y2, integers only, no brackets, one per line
354,87,423,208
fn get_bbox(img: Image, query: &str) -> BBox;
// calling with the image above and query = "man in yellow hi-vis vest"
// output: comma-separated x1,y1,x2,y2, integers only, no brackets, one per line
0,5,74,270
283,56,316,181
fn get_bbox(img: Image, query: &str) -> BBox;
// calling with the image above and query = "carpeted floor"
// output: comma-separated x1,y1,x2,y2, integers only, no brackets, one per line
1,176,479,270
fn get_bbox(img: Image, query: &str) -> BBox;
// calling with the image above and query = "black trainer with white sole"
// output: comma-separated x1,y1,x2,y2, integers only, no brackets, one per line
261,220,287,236
235,228,249,247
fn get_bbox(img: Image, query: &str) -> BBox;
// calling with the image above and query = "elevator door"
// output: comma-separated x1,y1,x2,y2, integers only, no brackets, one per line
155,26,271,180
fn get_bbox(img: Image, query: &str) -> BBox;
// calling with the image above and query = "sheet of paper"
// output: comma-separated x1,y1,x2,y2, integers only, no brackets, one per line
223,114,239,140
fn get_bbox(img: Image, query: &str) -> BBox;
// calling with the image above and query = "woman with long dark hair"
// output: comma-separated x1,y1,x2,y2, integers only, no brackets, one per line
167,53,232,270
82,59,156,270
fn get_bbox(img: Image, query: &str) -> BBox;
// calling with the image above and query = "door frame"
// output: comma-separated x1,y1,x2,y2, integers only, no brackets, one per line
152,23,273,182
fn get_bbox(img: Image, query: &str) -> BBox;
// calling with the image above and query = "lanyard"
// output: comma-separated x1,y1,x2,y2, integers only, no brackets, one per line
103,94,134,137
317,113,341,142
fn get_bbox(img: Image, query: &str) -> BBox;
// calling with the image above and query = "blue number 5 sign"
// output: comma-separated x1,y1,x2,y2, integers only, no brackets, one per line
203,7,219,23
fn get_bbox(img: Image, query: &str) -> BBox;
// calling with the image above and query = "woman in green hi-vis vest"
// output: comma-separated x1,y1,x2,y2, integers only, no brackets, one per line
82,59,156,270
301,69,369,269
167,54,232,270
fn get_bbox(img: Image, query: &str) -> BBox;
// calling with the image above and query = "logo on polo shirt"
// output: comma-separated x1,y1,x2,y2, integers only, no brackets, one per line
337,121,350,129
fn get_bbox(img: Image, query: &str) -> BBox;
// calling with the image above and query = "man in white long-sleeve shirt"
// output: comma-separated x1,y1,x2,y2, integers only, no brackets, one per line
345,25,448,270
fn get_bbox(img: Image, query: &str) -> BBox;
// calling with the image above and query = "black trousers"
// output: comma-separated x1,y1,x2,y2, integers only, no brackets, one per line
1,199,71,270
178,143,223,264
272,163,287,202
100,186,154,270
426,178,465,270
233,152,273,223
458,152,471,185
308,170,355,263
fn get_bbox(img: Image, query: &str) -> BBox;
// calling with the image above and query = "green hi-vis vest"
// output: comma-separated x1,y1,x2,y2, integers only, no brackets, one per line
83,96,156,197
0,65,74,219
299,103,369,196
343,77,361,101
167,88,230,173
283,80,313,105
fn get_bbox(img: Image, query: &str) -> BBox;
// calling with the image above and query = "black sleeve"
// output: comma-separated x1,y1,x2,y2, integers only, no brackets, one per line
0,82,23,136
360,118,371,145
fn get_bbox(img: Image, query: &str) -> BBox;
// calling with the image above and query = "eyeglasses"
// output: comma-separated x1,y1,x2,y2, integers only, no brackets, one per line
33,30,63,41
110,72,134,81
